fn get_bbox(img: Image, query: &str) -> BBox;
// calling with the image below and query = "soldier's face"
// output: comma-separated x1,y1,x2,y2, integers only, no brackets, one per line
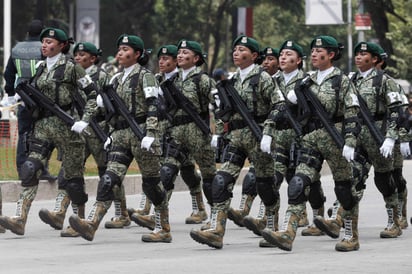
158,55,177,73
261,55,279,76
117,45,139,68
310,47,333,70
279,49,301,73
41,38,64,57
355,51,376,72
177,49,198,69
74,51,95,69
232,45,256,69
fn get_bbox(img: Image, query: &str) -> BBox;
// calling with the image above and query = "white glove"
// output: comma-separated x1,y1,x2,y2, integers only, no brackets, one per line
342,145,355,162
71,121,89,134
96,94,104,107
211,135,220,148
260,134,272,154
14,93,21,102
104,136,113,150
141,136,155,151
379,138,395,158
400,142,411,158
7,96,17,106
287,90,298,104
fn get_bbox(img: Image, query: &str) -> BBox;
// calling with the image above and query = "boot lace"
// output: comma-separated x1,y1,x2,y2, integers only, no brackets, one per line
257,201,265,219
342,219,353,241
280,211,291,232
191,195,199,214
385,208,394,230
138,194,147,210
153,211,163,233
53,192,65,212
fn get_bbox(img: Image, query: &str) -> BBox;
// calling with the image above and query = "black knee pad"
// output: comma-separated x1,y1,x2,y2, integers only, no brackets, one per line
374,171,396,198
98,166,106,178
308,180,326,209
334,180,357,210
160,164,179,191
392,168,406,193
20,157,43,187
180,164,201,189
212,171,234,203
202,177,213,205
66,177,88,205
142,176,165,206
288,173,310,205
256,176,279,206
97,171,121,201
242,168,256,196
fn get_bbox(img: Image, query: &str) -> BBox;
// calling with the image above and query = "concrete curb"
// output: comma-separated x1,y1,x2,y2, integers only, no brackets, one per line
1,164,332,203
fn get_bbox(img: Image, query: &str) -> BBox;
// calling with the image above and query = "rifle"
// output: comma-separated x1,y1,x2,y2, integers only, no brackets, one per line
296,76,345,149
101,84,145,140
279,103,303,137
356,94,385,146
16,81,77,128
160,78,210,136
216,79,263,141
71,89,108,143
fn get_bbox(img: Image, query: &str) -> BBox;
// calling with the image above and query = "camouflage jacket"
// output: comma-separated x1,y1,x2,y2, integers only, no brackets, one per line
35,54,98,123
352,68,402,141
110,63,159,137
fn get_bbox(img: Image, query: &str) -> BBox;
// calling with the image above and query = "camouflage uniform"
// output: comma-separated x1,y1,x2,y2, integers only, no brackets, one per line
162,66,216,206
0,35,98,236
354,67,404,237
262,36,362,251
68,34,167,242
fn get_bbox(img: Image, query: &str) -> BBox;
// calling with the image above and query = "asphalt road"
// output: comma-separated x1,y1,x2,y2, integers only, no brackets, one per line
1,163,412,274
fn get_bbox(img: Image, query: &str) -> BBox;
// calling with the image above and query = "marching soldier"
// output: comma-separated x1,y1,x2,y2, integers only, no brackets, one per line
68,34,168,243
0,27,97,236
262,35,362,252
190,35,283,249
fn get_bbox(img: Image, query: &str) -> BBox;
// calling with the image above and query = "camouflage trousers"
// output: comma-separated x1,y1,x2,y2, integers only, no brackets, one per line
31,116,85,180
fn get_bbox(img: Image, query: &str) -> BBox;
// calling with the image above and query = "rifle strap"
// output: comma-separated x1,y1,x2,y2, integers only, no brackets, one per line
331,72,343,118
129,66,143,115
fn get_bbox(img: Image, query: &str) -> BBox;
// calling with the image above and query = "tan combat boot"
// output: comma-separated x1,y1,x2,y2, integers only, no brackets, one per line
190,201,229,249
301,206,325,236
298,205,309,227
141,205,172,243
127,193,152,217
61,204,85,237
398,189,408,229
258,201,280,248
69,201,109,241
380,206,402,238
0,186,37,235
314,201,343,239
244,200,267,236
227,194,255,227
185,191,208,224
261,208,299,251
105,199,131,228
39,189,70,230
335,212,360,252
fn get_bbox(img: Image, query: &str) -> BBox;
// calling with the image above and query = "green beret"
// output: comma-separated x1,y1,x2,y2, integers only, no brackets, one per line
261,47,279,58
310,35,339,49
117,34,144,51
40,27,68,42
157,44,178,58
279,40,304,57
73,42,101,56
177,39,207,64
354,41,382,57
232,35,260,53
376,44,388,60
